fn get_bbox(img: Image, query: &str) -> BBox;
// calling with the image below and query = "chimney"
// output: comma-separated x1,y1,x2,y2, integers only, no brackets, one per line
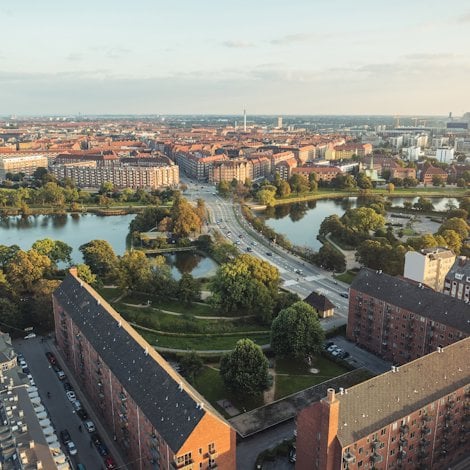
69,266,78,277
326,388,336,403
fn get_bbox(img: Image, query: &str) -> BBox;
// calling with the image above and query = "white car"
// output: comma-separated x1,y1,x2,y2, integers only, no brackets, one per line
327,345,338,353
66,441,78,456
84,420,96,433
71,400,82,411
66,391,76,402
24,333,37,339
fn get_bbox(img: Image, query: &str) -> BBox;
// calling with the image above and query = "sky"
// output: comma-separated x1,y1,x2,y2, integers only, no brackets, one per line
1,0,469,115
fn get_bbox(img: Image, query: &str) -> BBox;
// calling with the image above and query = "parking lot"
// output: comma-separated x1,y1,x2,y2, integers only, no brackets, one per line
14,336,124,470
326,336,391,375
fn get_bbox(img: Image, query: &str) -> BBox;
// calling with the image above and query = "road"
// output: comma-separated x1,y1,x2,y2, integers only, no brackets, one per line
14,336,117,470
184,181,351,331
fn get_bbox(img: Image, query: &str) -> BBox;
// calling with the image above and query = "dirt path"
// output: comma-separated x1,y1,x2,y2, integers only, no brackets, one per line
263,359,276,404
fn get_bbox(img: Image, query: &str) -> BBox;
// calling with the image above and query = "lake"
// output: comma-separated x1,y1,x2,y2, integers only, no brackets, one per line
263,197,459,251
0,213,217,278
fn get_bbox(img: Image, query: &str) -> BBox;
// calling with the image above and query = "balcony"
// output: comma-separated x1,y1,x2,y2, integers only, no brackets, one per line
421,426,431,436
343,452,356,464
371,440,380,450
447,400,455,409
399,437,408,447
421,414,432,422
370,452,383,464
400,424,409,434
119,392,127,402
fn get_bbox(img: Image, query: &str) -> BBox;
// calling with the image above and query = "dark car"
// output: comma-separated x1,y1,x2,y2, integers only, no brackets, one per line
325,341,334,348
60,429,72,444
340,292,349,298
77,408,89,421
340,352,350,359
45,352,57,365
63,382,73,392
265,252,273,256
91,433,108,456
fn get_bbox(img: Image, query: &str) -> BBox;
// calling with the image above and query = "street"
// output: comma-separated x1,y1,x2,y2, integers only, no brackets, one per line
184,181,351,330
14,336,121,470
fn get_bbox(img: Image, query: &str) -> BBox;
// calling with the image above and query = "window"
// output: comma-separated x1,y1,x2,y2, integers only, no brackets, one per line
381,428,386,436
176,453,192,465
208,443,215,453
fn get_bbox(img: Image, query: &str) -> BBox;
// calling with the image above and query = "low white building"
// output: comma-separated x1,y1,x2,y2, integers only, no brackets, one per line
436,147,455,164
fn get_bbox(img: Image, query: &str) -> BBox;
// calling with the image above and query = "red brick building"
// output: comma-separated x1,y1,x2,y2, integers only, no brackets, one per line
296,337,470,470
292,166,342,183
346,269,470,365
53,269,236,470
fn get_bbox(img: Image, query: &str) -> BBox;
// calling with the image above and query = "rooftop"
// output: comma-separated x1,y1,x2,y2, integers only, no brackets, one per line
53,271,228,452
304,291,335,312
351,268,470,333
335,337,470,446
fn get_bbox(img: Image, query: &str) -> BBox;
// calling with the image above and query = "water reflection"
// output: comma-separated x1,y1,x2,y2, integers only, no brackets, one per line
165,252,218,280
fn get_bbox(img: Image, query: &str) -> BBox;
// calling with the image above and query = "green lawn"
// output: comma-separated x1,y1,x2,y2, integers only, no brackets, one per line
96,287,120,301
334,270,357,284
193,366,264,416
274,356,349,400
138,328,271,351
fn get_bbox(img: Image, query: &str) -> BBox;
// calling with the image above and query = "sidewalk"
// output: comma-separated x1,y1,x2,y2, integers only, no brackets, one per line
47,338,129,470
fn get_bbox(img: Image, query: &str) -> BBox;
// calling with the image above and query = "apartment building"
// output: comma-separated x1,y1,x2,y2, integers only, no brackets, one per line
0,153,48,180
275,157,298,180
296,337,470,470
444,256,470,302
325,144,372,161
53,269,236,470
209,159,252,184
403,248,455,292
51,162,179,189
174,153,227,181
347,269,470,365
292,166,342,183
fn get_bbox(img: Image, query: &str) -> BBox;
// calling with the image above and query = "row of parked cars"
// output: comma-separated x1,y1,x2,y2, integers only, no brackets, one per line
46,351,117,470
324,342,350,360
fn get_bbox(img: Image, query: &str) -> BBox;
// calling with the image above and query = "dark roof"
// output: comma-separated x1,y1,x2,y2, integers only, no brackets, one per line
336,337,470,446
351,268,470,334
53,273,216,452
304,291,335,311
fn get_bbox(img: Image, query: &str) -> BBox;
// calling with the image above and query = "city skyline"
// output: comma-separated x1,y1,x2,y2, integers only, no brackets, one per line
1,0,469,115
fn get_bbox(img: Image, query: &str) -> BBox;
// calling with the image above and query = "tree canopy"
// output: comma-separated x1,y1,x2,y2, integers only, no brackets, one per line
79,240,118,282
219,339,269,395
271,301,325,359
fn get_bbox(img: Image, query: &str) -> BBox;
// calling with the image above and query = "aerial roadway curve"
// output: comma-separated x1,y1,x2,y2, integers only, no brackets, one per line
182,179,351,331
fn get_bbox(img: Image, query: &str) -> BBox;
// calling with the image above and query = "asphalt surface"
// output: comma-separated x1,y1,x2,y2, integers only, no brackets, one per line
184,181,351,331
14,336,123,470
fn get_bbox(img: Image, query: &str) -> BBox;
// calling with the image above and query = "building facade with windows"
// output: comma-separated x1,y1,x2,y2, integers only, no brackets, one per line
0,153,48,180
296,337,470,470
346,269,470,365
444,256,470,302
53,269,236,470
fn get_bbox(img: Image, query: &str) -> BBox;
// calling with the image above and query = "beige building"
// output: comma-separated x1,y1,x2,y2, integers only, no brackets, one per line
404,248,455,292
209,159,252,184
0,153,48,180
52,162,179,189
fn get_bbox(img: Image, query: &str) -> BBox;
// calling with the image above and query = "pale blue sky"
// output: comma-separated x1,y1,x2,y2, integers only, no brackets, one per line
1,0,469,115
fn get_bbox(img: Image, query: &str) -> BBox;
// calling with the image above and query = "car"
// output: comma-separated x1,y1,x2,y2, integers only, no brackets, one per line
24,333,36,339
327,345,338,353
251,241,257,246
45,352,57,365
340,292,349,298
76,465,86,470
66,441,78,456
246,247,253,252
19,359,27,368
22,367,30,374
56,370,66,380
72,400,82,411
339,351,350,359
235,240,241,245
288,446,296,463
66,391,76,401
60,429,72,444
84,420,96,433
104,456,117,469
63,382,73,392
332,350,341,357
265,252,273,256
97,443,109,457
325,341,334,348
239,234,243,238
77,408,89,421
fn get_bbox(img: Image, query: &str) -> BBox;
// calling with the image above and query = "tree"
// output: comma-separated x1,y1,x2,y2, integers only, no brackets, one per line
356,173,373,190
31,239,72,266
25,279,60,333
314,243,346,272
0,245,20,269
118,250,152,291
439,230,462,254
179,352,203,384
387,183,395,193
271,301,325,359
76,264,98,286
413,197,434,212
178,273,201,304
331,174,356,190
308,173,318,192
446,209,468,220
257,188,276,206
219,339,269,395
0,298,23,336
356,240,407,275
171,196,202,238
5,249,52,293
403,177,419,188
211,254,280,322
217,181,231,198
40,182,65,206
342,207,385,233
438,218,469,240
432,175,444,187
277,180,291,198
79,240,118,282
460,197,470,215
100,181,114,195
288,174,309,194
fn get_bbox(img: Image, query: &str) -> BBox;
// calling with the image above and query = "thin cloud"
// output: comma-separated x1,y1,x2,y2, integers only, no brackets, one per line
66,53,84,62
105,47,131,59
457,11,470,23
270,33,315,45
404,52,457,61
222,40,254,49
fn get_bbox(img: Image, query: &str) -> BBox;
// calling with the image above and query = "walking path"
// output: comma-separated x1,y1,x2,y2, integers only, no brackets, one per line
325,233,360,271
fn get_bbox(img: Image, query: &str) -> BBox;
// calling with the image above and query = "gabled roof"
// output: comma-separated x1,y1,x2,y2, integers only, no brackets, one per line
336,337,470,446
53,272,227,452
350,268,470,333
304,291,335,311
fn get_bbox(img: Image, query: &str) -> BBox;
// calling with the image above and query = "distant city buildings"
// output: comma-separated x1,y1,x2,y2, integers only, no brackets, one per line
53,269,236,470
0,153,48,180
403,248,455,292
296,337,470,470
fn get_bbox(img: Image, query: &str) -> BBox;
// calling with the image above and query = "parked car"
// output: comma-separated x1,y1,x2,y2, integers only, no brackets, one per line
104,456,117,469
56,370,66,381
246,247,253,252
72,400,82,411
63,382,73,392
340,292,349,298
77,409,89,421
66,391,76,402
327,345,338,353
325,341,334,348
332,349,343,357
84,420,96,433
66,441,78,456
265,252,273,256
288,445,296,463
91,433,108,456
339,351,350,359
45,352,57,365
60,429,72,444
24,333,36,339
